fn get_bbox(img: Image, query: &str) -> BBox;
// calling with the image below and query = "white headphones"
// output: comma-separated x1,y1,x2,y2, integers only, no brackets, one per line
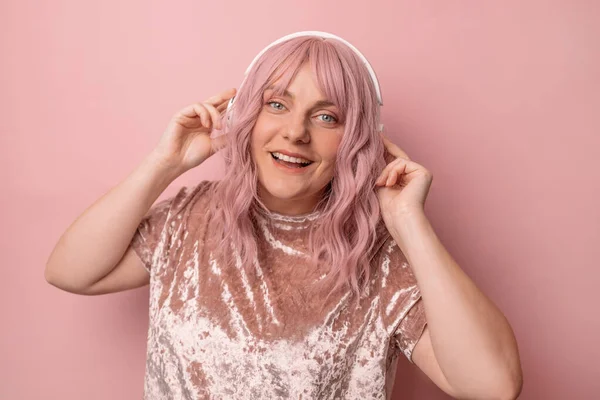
226,31,384,132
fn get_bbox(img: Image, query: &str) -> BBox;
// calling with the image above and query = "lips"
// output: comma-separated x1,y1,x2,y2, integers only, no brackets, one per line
268,152,313,173
270,152,313,165
271,150,313,163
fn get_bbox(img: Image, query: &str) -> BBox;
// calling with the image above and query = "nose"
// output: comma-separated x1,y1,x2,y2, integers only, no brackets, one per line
282,113,310,144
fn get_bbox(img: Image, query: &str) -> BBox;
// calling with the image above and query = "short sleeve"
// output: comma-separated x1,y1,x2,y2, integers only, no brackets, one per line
129,196,176,274
129,182,216,274
393,297,427,363
380,238,428,363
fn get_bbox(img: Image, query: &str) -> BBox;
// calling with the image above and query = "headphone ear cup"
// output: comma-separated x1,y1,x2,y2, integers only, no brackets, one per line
226,96,235,129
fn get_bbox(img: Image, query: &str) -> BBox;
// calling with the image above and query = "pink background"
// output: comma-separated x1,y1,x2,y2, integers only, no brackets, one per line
2,0,598,398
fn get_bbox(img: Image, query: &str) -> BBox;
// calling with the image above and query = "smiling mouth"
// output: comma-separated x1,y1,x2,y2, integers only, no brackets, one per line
270,152,314,169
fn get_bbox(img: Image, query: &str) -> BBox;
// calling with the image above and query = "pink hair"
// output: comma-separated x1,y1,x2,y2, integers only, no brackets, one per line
210,36,388,306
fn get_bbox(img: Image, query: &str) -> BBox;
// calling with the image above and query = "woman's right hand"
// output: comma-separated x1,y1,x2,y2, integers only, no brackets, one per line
152,88,237,174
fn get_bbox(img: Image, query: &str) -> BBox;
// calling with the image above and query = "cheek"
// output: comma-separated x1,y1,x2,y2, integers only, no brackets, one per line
320,136,342,164
251,113,276,150
250,124,267,153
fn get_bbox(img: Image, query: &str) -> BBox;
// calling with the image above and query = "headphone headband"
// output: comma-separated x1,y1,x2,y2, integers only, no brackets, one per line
243,31,383,106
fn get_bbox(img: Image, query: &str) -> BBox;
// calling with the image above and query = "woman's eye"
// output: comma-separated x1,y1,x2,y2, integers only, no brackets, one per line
267,101,285,111
318,114,337,124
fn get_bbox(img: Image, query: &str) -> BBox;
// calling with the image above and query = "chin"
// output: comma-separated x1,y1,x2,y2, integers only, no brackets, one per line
259,178,309,200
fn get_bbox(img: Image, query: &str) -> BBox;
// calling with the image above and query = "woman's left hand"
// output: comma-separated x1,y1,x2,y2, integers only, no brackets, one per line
375,134,433,221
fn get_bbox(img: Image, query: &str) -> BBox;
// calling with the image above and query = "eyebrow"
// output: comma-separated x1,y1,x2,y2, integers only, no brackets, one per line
266,86,336,108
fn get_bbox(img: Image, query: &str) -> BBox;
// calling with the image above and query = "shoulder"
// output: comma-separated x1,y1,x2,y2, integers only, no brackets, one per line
151,180,220,232
169,180,219,211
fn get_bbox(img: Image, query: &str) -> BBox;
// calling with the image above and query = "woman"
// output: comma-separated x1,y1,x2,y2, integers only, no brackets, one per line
46,32,523,399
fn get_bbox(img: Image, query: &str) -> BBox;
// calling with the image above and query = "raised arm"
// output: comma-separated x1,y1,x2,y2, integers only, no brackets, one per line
45,88,236,295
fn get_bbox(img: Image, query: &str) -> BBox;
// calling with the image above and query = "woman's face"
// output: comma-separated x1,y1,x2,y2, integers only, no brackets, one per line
251,62,344,215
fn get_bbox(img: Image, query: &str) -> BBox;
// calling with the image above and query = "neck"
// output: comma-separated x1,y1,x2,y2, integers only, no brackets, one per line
257,185,326,216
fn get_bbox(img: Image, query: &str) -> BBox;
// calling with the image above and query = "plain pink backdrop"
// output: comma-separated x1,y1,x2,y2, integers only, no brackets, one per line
2,0,598,399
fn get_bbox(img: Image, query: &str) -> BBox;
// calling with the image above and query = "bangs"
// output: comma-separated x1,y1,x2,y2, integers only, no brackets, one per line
309,40,350,119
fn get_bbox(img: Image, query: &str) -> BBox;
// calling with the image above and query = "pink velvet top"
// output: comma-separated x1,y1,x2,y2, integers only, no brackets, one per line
130,180,427,399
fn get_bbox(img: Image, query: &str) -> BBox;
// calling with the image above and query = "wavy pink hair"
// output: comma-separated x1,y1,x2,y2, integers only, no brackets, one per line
210,36,389,305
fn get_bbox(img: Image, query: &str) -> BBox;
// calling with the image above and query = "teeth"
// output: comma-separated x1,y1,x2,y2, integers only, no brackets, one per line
271,152,312,165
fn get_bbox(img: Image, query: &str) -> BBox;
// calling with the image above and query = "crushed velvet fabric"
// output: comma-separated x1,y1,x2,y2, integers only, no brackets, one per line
130,180,427,399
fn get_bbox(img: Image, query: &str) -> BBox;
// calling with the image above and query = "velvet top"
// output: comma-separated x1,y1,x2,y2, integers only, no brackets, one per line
130,180,427,399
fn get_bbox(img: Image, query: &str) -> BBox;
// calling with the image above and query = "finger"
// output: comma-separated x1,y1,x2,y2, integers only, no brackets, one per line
377,156,423,187
179,103,200,118
381,134,411,160
380,162,402,186
203,88,237,108
376,157,404,185
176,104,206,129
192,103,211,129
386,158,427,188
216,100,230,113
202,102,222,129
386,169,400,187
